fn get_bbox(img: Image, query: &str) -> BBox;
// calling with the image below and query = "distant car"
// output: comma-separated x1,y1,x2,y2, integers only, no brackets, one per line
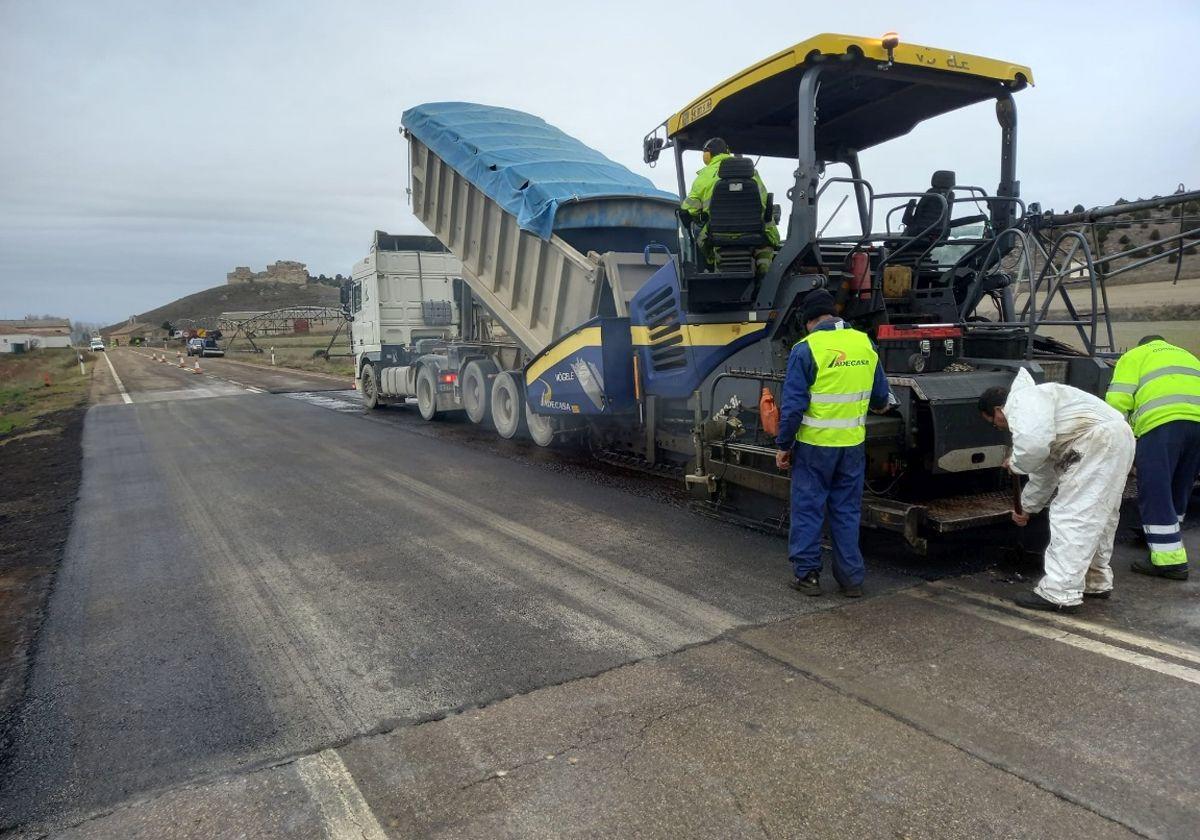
187,337,224,357
89,338,105,352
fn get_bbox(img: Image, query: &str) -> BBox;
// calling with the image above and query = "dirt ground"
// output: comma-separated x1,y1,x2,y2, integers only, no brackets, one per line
220,333,355,377
0,406,86,755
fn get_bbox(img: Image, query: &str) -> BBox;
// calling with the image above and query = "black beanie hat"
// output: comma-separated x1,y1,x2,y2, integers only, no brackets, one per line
801,290,837,323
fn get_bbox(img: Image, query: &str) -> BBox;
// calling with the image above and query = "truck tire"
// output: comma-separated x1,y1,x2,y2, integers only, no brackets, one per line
490,371,527,439
462,359,498,425
360,363,381,410
526,410,557,447
416,365,440,421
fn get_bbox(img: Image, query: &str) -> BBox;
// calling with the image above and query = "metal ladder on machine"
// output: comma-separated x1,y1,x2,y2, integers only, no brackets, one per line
1018,228,1117,358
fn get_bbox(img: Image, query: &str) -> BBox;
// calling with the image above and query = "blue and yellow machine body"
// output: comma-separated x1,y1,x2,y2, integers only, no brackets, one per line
525,260,767,415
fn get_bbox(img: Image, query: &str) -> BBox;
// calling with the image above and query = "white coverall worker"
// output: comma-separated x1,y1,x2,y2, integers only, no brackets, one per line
1005,369,1136,605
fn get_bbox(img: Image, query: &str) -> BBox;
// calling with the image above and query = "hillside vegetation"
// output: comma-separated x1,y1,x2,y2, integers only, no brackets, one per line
104,282,339,332
1083,196,1200,285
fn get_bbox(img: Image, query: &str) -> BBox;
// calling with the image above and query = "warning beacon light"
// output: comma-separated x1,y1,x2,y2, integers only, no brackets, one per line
881,31,900,63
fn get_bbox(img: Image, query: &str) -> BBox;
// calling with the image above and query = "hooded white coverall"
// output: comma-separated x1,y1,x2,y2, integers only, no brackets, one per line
1005,369,1136,605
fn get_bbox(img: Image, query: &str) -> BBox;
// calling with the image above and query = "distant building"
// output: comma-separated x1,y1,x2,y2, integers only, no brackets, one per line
0,318,73,353
103,321,162,345
226,261,310,286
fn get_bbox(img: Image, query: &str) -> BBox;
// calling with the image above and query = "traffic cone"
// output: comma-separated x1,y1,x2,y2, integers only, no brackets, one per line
43,372,52,387
193,360,202,374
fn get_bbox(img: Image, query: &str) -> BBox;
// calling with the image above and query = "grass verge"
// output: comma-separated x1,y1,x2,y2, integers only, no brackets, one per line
0,349,96,437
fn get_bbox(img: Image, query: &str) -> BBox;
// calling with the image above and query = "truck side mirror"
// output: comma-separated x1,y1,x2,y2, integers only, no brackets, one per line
643,135,664,165
339,283,350,307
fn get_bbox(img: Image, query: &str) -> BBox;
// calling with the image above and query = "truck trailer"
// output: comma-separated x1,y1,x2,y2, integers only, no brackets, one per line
352,34,1197,551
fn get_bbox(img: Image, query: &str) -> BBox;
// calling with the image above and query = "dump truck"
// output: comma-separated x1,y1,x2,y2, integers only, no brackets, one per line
356,35,1198,551
354,103,679,441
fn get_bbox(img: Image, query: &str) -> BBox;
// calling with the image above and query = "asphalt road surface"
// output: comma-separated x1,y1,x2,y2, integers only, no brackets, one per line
2,347,1197,839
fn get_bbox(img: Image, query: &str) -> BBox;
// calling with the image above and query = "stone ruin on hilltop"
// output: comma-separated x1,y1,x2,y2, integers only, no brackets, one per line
226,260,310,285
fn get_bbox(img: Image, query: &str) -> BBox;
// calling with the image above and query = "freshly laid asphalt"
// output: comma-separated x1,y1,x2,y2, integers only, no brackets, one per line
2,347,1197,839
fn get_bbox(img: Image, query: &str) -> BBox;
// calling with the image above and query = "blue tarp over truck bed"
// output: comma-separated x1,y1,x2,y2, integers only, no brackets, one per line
401,102,678,243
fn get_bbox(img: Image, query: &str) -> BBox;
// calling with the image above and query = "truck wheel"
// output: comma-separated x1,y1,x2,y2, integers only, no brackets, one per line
360,363,381,410
416,365,440,421
462,359,498,425
490,371,527,439
526,410,557,447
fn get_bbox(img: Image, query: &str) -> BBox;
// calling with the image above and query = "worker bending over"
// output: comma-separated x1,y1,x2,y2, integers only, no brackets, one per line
775,290,892,596
1106,335,1200,581
680,137,779,275
979,369,1135,612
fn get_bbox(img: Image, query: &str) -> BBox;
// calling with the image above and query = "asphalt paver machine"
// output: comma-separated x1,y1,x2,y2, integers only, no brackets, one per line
626,33,1127,548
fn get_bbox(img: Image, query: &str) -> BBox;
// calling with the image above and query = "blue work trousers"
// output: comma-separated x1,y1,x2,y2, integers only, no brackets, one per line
788,441,866,587
1135,419,1200,553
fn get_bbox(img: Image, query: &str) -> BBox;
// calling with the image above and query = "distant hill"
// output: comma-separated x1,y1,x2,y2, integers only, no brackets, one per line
1080,195,1199,286
104,282,339,333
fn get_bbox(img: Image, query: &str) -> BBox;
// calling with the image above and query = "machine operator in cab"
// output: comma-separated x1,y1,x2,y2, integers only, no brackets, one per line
679,137,779,275
774,290,893,596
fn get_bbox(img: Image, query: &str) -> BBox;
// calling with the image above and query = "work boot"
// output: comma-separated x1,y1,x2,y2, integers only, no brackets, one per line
1131,559,1189,581
840,584,864,598
1013,590,1080,613
789,572,821,596
1082,589,1112,600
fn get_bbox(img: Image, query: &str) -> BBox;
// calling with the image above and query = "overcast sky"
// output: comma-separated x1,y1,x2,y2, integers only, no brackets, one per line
2,0,1197,323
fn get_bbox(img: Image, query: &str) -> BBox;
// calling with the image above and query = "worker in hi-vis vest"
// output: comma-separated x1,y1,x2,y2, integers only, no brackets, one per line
774,290,892,596
1105,335,1200,581
680,137,779,275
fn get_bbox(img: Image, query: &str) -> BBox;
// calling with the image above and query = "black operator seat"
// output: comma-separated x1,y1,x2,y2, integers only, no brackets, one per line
704,156,771,279
890,170,956,259
707,157,768,245
680,156,775,312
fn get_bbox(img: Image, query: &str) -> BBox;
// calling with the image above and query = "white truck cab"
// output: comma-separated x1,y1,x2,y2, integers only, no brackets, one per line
349,232,463,410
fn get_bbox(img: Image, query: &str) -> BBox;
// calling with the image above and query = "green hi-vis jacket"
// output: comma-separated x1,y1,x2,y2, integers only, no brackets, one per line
1105,339,1200,437
795,328,879,447
681,153,780,246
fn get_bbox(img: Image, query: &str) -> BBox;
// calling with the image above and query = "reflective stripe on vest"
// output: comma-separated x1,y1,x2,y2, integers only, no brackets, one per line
1132,394,1200,424
801,415,867,429
796,325,878,447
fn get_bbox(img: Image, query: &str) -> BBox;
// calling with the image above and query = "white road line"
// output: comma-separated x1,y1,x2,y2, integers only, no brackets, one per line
294,749,387,840
102,352,133,404
244,386,266,393
933,582,1200,667
903,588,1200,687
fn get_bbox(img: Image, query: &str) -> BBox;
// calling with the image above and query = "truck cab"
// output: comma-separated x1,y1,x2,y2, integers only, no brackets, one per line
349,231,462,411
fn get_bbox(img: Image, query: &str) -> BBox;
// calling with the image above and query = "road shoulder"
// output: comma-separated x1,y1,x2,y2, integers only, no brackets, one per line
0,407,86,760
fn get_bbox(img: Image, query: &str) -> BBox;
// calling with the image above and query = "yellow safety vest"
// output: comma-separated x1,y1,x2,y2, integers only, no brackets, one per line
1105,340,1200,437
796,326,878,447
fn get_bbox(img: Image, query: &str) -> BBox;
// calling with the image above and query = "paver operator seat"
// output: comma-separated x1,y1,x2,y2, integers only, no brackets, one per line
888,170,956,260
679,156,779,312
703,156,776,278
